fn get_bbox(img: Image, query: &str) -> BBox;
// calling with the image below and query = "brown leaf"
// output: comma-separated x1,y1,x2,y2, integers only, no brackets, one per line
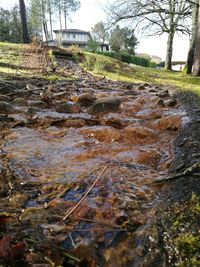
0,236,26,261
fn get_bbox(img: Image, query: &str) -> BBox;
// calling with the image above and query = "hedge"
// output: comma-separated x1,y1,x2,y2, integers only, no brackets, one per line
96,51,154,67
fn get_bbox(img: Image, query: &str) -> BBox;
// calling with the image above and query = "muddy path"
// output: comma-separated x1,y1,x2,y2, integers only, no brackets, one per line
0,56,198,266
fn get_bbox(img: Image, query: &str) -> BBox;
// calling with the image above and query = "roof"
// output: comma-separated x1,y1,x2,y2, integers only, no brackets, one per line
53,29,91,34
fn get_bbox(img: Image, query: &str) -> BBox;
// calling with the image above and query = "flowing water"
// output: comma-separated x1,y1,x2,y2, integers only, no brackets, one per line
0,81,188,266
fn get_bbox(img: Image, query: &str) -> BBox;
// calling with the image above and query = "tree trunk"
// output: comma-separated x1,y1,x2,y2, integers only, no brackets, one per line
59,0,63,45
164,30,175,70
186,0,199,74
64,9,67,30
192,0,200,76
48,0,53,39
41,0,48,44
64,1,67,30
19,0,30,43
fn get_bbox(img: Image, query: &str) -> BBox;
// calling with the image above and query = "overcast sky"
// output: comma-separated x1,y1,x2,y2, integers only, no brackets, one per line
0,0,190,61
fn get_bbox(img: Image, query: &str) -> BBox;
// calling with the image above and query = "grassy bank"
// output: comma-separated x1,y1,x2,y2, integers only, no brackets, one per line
82,52,200,95
1,42,200,95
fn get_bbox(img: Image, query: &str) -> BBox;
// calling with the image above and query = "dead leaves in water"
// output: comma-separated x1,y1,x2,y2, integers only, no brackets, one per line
0,236,26,262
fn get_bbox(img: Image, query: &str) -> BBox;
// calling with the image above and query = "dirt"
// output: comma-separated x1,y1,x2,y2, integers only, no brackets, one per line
0,49,199,267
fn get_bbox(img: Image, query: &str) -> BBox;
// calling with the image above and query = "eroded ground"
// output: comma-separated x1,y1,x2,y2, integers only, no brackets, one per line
0,50,198,267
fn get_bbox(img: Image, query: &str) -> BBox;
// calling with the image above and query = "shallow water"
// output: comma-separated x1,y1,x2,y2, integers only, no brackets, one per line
1,84,188,266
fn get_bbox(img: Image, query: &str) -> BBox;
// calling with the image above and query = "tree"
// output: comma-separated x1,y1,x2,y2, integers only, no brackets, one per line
110,25,138,54
192,0,200,76
19,0,30,43
86,39,100,52
109,0,192,70
63,0,80,30
29,0,43,37
92,21,108,43
53,0,80,30
0,6,23,43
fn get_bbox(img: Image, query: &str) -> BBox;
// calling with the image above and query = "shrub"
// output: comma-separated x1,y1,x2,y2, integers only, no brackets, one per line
96,51,155,68
85,39,100,53
94,57,106,73
82,54,95,70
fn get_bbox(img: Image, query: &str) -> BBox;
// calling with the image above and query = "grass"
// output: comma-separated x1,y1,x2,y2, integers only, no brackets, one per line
0,41,200,95
82,52,200,95
0,42,72,81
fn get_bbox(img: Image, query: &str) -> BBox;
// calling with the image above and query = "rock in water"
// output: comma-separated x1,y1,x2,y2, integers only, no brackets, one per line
29,100,47,109
165,98,177,107
0,95,11,102
156,98,165,107
90,97,122,115
157,90,170,98
12,98,28,106
0,101,19,114
55,102,81,114
77,93,96,107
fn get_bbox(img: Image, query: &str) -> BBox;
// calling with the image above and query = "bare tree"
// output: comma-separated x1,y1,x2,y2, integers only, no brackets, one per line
192,0,200,75
186,0,198,73
19,0,30,43
109,0,192,70
92,21,108,43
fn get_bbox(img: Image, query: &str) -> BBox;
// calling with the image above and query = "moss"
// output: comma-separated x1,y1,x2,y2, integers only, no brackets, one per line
159,193,200,266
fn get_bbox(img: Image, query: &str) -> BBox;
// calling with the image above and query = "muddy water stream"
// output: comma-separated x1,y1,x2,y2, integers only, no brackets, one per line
0,80,188,266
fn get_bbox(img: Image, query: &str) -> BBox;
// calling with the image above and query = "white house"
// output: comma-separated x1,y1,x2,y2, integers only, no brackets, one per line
53,29,109,51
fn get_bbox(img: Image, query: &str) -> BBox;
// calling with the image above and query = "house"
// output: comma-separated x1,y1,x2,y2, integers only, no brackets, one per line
53,29,109,51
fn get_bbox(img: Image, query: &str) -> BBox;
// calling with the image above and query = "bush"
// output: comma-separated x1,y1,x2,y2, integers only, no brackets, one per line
94,57,106,73
82,54,95,70
67,45,83,54
96,51,156,68
85,39,100,53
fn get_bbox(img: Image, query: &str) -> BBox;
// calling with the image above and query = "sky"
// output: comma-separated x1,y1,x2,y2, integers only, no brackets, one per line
0,0,190,61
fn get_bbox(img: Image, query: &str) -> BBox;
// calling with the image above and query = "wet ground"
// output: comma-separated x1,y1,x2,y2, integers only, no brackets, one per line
0,55,199,266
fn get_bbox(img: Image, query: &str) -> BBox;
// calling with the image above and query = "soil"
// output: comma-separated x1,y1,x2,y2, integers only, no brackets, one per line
0,48,199,267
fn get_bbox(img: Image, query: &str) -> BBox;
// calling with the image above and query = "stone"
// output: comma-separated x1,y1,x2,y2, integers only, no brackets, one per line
135,109,161,120
12,98,28,106
25,107,41,118
165,98,177,107
0,95,11,102
101,118,125,129
123,126,158,144
142,83,149,87
137,85,145,90
135,150,161,166
152,116,182,131
0,84,15,94
148,89,157,93
123,90,139,96
55,102,81,114
77,93,96,107
157,89,170,98
52,119,86,128
0,101,19,114
29,100,47,109
90,97,122,115
156,98,165,107
81,126,121,143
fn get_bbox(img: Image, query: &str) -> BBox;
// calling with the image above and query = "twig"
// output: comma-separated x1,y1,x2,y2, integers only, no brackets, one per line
63,165,108,221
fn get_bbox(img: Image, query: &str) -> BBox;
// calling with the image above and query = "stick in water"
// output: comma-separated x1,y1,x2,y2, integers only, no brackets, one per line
63,165,108,221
